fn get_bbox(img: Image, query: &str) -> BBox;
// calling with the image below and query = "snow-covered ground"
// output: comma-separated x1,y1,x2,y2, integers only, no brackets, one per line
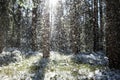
72,52,108,66
0,48,120,80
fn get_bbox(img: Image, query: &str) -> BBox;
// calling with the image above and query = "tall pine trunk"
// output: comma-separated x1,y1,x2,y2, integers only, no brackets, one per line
0,27,4,53
70,0,80,54
42,0,50,58
93,0,99,52
0,3,4,52
99,0,104,51
106,0,120,69
15,5,21,47
31,7,37,51
0,1,9,52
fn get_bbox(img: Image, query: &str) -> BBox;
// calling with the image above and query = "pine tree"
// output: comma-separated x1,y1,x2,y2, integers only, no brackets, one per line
0,0,9,52
106,0,120,69
15,5,21,47
93,0,99,52
42,0,50,58
0,24,4,53
99,0,104,51
70,0,81,54
83,0,94,52
31,1,38,51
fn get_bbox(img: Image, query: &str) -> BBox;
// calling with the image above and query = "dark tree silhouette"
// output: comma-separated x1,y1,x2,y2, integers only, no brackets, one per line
42,0,50,58
70,0,81,54
0,1,9,53
31,7,38,51
93,0,99,52
106,0,120,69
99,0,104,51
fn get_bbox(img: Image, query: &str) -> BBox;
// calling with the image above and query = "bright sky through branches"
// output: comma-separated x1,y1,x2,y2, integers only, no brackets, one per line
49,0,58,7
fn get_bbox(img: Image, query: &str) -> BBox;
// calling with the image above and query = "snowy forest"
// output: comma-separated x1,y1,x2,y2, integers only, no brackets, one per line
0,0,120,80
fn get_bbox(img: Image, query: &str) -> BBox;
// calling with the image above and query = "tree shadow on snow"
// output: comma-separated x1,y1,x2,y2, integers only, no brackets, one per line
30,57,49,80
0,53,17,67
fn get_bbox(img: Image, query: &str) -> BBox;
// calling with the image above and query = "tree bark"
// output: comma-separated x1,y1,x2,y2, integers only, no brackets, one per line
106,0,120,69
99,0,104,51
93,0,99,52
0,29,4,53
31,7,38,51
70,0,80,54
42,0,50,58
15,5,21,47
0,1,9,53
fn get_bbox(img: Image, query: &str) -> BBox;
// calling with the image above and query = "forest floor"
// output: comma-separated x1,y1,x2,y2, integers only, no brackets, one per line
0,48,120,80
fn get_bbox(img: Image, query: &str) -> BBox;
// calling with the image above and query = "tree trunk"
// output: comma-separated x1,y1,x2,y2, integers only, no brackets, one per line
31,7,37,51
42,0,50,58
70,0,81,54
93,0,99,52
106,0,120,69
99,0,104,51
0,3,4,53
0,1,9,52
15,5,21,47
83,0,94,52
0,29,4,53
